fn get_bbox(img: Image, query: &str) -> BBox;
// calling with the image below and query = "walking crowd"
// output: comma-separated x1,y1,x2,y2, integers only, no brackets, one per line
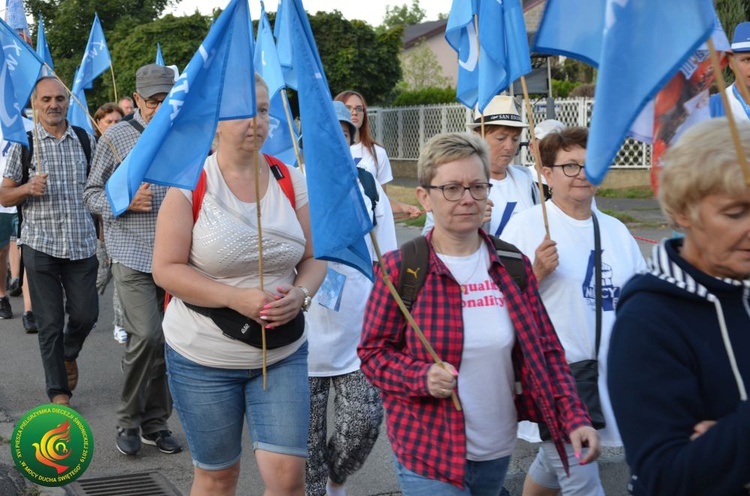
3,23,750,496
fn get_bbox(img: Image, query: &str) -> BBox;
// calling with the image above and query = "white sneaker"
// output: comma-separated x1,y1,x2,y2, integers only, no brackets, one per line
113,326,129,344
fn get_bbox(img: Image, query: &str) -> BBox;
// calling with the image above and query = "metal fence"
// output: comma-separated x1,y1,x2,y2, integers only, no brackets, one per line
369,98,652,169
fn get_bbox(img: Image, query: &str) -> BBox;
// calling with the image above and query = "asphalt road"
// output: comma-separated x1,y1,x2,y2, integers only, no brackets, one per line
0,196,670,495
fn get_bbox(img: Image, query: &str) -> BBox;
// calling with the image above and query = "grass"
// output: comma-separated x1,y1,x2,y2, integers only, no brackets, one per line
599,209,639,224
597,186,654,199
385,184,425,228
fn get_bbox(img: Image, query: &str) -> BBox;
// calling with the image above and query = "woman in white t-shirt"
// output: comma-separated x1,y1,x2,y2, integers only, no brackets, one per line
335,90,422,220
153,74,327,496
502,127,646,496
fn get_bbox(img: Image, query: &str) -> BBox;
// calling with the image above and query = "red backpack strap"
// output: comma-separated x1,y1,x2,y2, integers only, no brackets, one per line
263,153,296,210
192,169,208,223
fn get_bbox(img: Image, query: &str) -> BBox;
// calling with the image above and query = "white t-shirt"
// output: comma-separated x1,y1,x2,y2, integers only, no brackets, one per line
350,142,393,186
422,165,539,236
163,154,309,369
307,179,398,376
438,243,517,460
502,200,646,446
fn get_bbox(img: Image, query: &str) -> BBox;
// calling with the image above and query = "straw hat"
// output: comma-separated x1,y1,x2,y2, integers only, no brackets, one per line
468,95,528,129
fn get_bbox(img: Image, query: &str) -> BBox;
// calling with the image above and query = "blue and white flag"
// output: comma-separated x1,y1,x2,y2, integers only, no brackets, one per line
445,0,478,108
155,42,165,66
105,0,256,216
287,0,374,279
6,0,30,42
0,18,43,145
68,67,94,134
74,14,110,91
36,14,54,72
273,0,297,90
255,2,297,165
533,0,715,185
477,0,531,112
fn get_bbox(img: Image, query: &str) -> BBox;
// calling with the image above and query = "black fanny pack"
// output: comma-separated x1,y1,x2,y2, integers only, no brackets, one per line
184,302,305,349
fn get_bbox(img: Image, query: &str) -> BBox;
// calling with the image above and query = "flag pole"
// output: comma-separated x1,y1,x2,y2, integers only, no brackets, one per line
30,105,43,175
475,14,485,139
252,118,268,389
708,38,750,186
110,63,118,103
281,88,303,171
369,230,462,411
520,76,551,236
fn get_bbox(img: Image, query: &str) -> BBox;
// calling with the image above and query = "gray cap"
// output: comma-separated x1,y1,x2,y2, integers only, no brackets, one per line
135,64,175,98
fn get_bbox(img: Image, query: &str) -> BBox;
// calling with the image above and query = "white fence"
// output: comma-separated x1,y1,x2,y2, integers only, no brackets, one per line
369,98,652,169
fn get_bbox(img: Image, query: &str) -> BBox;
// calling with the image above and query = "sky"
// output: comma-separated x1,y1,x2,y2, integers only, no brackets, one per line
168,0,452,26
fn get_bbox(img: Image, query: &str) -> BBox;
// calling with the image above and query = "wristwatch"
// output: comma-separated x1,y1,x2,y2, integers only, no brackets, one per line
297,286,312,312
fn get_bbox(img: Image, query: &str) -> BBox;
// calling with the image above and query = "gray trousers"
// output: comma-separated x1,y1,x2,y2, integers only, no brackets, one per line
112,263,171,435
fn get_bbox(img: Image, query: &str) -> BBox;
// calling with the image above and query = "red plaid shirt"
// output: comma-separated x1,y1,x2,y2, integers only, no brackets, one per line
358,231,590,488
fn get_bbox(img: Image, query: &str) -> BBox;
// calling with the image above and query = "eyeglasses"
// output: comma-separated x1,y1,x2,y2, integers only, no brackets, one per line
141,96,165,110
346,105,365,115
550,163,585,177
425,183,492,201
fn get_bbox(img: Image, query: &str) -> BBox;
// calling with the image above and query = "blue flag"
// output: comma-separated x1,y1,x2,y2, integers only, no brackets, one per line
74,14,110,91
533,0,714,185
68,67,94,134
105,0,256,216
445,0,478,108
273,0,297,90
155,42,165,66
287,0,374,280
36,14,54,71
0,18,43,145
477,0,531,112
6,0,30,41
255,3,297,165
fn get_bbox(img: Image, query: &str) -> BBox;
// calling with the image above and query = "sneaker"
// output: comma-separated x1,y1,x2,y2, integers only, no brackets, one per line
116,427,141,455
0,296,12,319
22,311,38,333
113,326,129,344
141,430,182,454
7,278,20,297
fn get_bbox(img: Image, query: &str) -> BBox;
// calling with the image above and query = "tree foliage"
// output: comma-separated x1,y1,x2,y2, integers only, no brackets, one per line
392,86,455,106
382,0,426,30
400,38,450,90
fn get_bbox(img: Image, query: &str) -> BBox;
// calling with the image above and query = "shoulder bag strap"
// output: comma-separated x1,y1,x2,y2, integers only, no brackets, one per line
592,211,602,357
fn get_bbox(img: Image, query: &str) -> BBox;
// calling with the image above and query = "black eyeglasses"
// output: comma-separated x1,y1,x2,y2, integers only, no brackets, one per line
425,183,492,201
141,96,165,110
550,163,585,177
345,105,365,115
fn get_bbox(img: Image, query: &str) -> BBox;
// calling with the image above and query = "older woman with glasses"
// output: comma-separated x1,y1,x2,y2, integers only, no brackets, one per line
334,90,421,220
502,127,645,496
608,118,750,495
359,132,599,495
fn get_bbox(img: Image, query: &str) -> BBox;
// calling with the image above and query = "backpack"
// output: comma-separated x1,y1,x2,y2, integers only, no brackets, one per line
397,235,527,310
356,167,379,225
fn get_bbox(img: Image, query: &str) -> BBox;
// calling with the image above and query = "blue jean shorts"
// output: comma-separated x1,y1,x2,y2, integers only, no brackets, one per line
166,342,310,471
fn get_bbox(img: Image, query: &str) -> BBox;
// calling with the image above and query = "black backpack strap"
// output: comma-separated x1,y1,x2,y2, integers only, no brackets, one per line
70,125,92,171
489,235,527,292
126,119,145,135
20,131,33,185
397,236,430,311
356,167,379,226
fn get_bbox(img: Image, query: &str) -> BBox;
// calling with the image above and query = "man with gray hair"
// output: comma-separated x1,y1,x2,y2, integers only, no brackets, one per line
0,76,98,407
85,64,181,456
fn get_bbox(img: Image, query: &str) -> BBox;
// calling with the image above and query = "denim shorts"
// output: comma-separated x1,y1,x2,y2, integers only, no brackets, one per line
0,213,17,249
166,342,310,471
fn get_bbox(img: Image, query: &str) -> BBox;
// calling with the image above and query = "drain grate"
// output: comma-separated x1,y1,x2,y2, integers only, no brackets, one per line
65,472,182,496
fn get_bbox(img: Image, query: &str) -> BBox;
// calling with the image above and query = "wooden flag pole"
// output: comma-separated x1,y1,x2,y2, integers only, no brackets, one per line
252,120,268,389
520,75,551,236
110,64,119,103
369,231,462,411
30,106,43,175
281,88,303,171
708,38,750,186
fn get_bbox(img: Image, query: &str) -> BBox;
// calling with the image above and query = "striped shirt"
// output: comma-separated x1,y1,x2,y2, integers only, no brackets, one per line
84,111,166,274
4,122,97,260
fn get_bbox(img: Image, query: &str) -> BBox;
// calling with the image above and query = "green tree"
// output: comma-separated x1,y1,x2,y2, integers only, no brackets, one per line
304,11,402,105
400,38,449,90
382,0,426,29
715,0,745,43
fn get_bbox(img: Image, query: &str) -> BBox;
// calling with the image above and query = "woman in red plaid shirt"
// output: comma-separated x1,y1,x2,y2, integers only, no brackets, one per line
358,132,599,495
